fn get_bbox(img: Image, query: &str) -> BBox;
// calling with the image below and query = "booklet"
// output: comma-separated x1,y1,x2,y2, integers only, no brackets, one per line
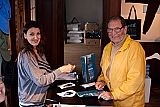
81,53,98,83
77,90,104,97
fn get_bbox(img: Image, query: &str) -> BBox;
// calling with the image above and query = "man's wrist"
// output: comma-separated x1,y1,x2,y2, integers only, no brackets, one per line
98,80,105,84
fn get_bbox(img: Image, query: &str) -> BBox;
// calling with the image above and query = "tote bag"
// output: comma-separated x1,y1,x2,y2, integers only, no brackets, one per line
125,5,141,40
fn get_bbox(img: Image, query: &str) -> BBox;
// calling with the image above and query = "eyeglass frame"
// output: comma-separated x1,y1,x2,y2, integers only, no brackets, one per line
107,26,124,33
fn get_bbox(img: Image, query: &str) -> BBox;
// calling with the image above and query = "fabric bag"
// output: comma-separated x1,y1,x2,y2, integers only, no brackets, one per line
125,5,141,40
67,17,81,31
81,53,98,83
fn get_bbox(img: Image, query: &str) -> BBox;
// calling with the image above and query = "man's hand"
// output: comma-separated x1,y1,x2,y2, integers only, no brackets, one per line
98,91,113,100
95,81,105,90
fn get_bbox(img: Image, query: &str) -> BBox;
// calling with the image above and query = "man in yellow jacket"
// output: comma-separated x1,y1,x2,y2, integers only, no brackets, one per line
95,16,146,107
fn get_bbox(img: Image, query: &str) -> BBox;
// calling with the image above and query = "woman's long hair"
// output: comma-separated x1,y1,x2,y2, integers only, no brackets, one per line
21,21,45,57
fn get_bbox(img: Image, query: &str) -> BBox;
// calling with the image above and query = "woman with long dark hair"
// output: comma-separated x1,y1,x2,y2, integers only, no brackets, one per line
18,21,75,107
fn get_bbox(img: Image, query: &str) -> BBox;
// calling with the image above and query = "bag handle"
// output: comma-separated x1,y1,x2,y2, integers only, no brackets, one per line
71,17,79,24
128,5,137,20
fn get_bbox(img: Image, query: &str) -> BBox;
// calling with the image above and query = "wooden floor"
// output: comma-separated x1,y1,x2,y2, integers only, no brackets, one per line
145,83,160,107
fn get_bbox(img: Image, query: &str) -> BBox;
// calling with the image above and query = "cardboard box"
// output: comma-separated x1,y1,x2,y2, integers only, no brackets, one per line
84,39,101,46
85,22,99,32
145,76,151,103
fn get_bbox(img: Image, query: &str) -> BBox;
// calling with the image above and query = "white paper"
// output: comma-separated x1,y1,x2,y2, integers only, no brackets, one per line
81,82,95,88
58,82,75,89
57,90,76,97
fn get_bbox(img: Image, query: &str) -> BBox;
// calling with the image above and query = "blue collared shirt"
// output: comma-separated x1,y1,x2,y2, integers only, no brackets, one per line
0,0,11,34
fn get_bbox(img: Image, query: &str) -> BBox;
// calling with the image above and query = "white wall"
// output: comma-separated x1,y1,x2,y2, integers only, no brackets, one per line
66,0,102,27
121,0,160,42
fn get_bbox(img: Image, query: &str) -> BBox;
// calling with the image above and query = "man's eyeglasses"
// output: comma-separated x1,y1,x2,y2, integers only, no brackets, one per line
107,26,124,33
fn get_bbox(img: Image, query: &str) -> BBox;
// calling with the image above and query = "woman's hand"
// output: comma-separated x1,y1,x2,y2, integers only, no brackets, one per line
98,91,113,100
0,81,6,103
59,64,75,73
95,81,105,90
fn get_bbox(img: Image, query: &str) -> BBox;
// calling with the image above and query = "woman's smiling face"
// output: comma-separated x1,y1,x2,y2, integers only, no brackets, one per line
24,27,41,48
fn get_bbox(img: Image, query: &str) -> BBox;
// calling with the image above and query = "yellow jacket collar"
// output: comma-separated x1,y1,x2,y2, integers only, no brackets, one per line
107,35,132,53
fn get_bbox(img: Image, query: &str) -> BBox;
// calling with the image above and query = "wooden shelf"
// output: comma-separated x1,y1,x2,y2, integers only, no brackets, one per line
64,44,101,73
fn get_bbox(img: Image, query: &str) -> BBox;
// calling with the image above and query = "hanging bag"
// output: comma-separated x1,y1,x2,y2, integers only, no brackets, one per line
125,5,141,40
67,17,81,31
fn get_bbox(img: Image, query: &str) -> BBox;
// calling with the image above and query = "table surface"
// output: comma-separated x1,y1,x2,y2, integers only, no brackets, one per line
46,80,113,107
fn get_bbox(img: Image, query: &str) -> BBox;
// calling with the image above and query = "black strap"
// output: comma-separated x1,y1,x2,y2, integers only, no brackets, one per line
128,5,137,20
71,17,79,24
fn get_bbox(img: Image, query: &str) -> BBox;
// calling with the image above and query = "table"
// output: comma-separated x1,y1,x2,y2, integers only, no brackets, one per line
46,80,113,107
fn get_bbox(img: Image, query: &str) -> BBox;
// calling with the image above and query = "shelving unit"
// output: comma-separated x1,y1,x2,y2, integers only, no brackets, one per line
66,30,85,44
